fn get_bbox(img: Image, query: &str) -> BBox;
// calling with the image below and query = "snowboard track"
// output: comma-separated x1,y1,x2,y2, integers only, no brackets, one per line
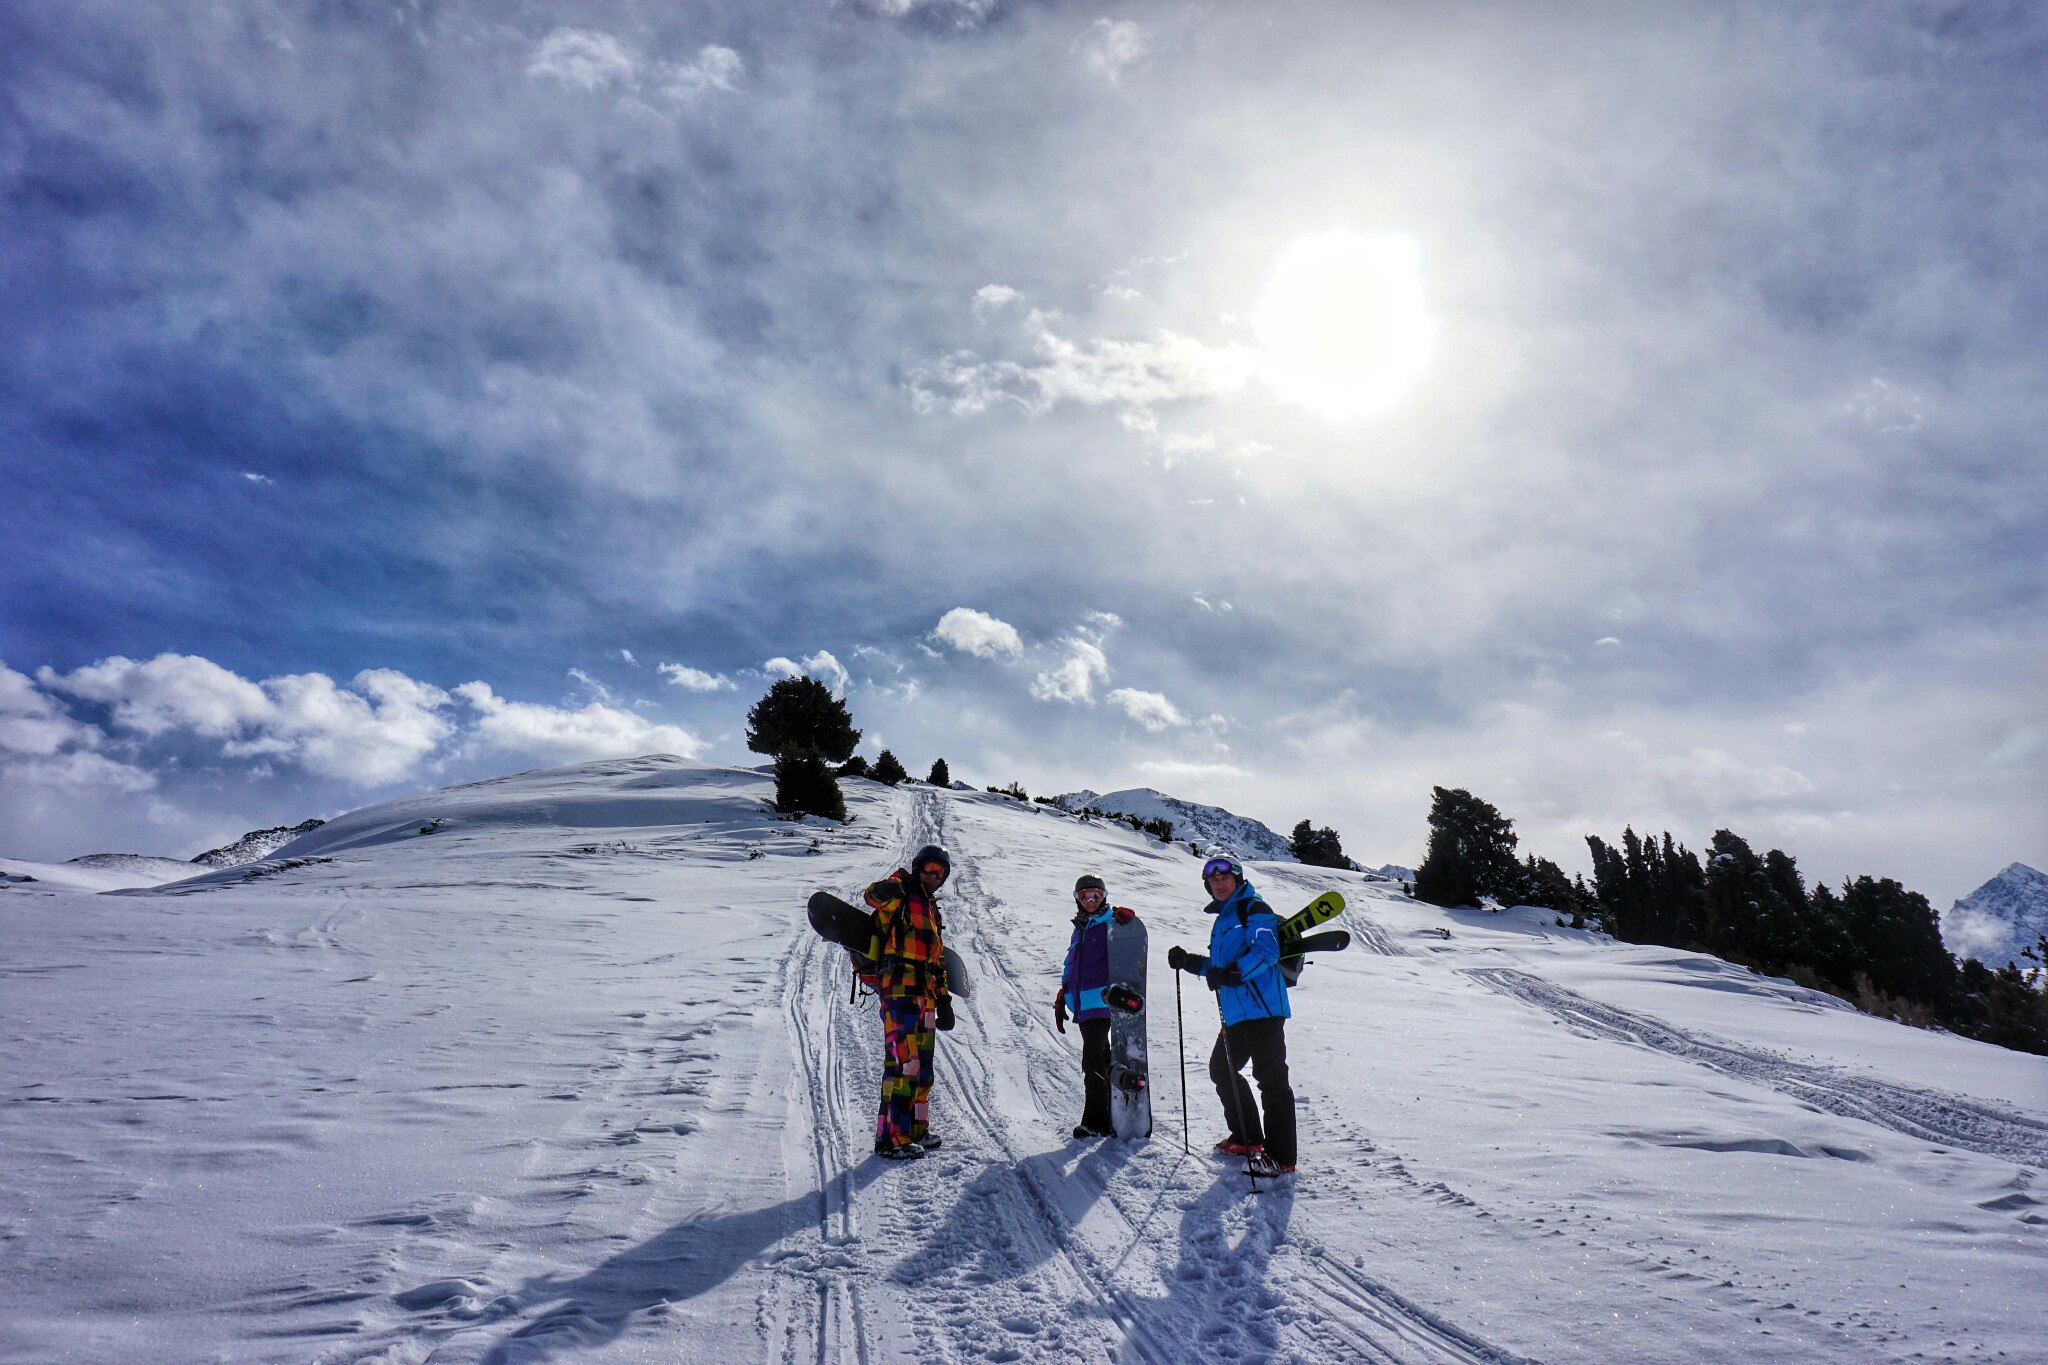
919,791,1520,1365
1465,967,2048,1167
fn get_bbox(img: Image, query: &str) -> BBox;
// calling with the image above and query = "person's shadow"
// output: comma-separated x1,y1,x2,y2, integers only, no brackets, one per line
1128,1162,1296,1361
478,1159,888,1363
888,1138,1136,1292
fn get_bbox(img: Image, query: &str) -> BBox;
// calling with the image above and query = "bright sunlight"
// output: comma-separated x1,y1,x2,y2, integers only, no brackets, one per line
1252,230,1437,422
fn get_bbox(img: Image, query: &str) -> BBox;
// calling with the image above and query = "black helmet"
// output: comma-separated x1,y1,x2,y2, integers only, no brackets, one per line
1073,873,1106,901
910,844,951,884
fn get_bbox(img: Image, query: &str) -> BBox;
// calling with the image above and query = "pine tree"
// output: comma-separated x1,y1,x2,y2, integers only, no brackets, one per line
1289,820,1348,868
872,749,909,786
837,754,870,778
928,757,950,787
774,751,846,821
745,677,861,764
1413,787,1520,908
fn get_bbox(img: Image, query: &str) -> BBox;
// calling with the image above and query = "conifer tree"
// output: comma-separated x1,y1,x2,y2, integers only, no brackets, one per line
745,676,860,763
1289,820,1348,868
872,749,909,785
928,757,950,787
1413,787,1520,908
838,754,870,778
773,751,846,821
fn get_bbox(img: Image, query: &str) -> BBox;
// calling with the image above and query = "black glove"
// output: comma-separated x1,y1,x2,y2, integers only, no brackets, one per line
935,996,955,1032
1052,992,1068,1034
1205,966,1242,991
1166,945,1187,971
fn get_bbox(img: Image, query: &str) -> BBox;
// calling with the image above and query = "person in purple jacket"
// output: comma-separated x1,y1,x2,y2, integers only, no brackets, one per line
1052,873,1135,1139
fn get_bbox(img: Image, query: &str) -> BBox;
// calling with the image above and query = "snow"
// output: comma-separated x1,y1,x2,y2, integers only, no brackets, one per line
3,754,2045,1362
1052,786,1298,863
0,855,197,893
1943,862,2048,970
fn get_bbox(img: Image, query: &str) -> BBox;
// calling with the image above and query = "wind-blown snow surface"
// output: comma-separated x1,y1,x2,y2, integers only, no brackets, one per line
2,756,2045,1363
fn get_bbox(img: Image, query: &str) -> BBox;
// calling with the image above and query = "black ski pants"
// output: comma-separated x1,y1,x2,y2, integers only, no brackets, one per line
1209,1016,1295,1167
1078,1018,1112,1132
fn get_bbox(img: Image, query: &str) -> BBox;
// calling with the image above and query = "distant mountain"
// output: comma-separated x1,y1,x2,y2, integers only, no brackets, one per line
1942,862,2048,969
189,819,326,870
1373,863,1417,883
1051,787,1296,863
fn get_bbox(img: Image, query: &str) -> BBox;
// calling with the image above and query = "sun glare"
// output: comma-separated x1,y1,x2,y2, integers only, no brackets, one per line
1253,230,1437,422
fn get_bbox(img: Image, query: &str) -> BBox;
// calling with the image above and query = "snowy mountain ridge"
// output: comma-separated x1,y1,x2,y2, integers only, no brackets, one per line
2,754,2044,1362
1051,786,1298,863
189,817,327,869
1943,861,2048,969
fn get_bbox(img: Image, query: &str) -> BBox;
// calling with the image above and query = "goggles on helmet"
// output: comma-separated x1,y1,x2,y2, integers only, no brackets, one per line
1202,856,1243,881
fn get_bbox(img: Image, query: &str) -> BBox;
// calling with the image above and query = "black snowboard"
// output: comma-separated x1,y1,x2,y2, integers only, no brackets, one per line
806,890,971,997
1278,928,1350,986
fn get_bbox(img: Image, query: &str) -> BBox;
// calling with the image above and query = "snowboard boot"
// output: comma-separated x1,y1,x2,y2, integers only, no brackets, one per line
1212,1137,1257,1157
1073,1123,1113,1140
875,1141,925,1161
1246,1150,1292,1178
917,1133,943,1150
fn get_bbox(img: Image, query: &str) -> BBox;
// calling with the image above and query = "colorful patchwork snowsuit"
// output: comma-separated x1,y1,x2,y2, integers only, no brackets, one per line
864,867,950,1149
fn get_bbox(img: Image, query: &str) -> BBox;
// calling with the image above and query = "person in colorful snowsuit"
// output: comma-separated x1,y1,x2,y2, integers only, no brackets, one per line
1167,854,1296,1177
863,844,955,1160
1053,873,1137,1139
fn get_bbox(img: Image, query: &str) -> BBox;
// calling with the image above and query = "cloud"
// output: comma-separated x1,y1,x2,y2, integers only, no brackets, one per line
0,663,158,793
527,30,742,107
933,608,1024,660
863,0,998,29
661,46,745,104
37,654,453,786
243,472,274,486
1108,688,1189,732
1031,639,1110,704
1137,759,1253,783
907,321,1254,421
527,29,640,92
567,668,614,703
619,649,638,666
765,650,852,695
659,663,735,692
455,683,706,763
1080,19,1153,84
972,285,1021,318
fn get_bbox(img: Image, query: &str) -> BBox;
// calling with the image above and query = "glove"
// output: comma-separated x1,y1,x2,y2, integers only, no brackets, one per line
1168,946,1208,975
1205,966,1242,991
935,996,955,1032
1053,992,1068,1034
1112,905,1135,925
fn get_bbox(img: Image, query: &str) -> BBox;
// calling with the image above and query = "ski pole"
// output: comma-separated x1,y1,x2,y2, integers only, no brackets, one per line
1174,969,1188,1155
1216,1022,1257,1192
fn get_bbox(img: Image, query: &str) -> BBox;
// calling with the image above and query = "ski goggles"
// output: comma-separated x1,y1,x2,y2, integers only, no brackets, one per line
1202,857,1243,881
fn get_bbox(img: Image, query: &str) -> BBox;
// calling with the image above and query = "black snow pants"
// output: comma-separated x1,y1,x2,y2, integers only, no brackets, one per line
1209,1016,1295,1167
1078,1018,1112,1132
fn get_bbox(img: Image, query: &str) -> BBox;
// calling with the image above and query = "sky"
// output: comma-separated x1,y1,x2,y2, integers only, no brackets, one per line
3,0,2044,908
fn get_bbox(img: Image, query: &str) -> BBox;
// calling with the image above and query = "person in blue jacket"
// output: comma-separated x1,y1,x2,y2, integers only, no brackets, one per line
1053,873,1135,1139
1167,854,1295,1176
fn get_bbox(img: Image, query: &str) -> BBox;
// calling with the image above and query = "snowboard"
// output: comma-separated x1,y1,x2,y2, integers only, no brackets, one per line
1105,912,1151,1139
1277,891,1345,947
805,890,970,998
1279,928,1350,986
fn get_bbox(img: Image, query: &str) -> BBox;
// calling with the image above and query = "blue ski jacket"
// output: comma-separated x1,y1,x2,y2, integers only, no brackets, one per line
1060,905,1114,1021
1203,881,1290,1025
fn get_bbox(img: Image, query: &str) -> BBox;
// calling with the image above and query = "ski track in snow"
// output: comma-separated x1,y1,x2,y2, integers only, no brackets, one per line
1466,967,2048,1168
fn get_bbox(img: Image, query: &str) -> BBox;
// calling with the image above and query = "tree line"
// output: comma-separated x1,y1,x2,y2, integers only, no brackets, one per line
1412,785,2048,1056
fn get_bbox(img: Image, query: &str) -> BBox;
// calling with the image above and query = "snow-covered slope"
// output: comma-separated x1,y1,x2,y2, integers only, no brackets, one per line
4,754,2045,1363
190,817,327,869
1944,862,2048,969
1053,786,1297,862
0,854,194,892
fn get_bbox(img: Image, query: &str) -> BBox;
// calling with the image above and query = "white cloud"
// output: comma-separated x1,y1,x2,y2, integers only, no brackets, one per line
37,653,452,786
661,45,744,104
764,650,852,695
933,607,1024,660
1192,594,1233,614
527,28,640,91
1108,688,1189,732
659,663,735,692
973,284,1021,318
1031,639,1110,704
243,472,274,486
1137,759,1253,783
865,0,997,29
567,668,614,703
908,321,1254,420
1081,19,1153,84
456,683,706,763
1102,284,1142,301
1596,636,1621,647
40,653,272,738
0,663,158,794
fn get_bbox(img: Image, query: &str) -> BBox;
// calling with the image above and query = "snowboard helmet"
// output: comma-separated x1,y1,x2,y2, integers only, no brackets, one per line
1073,873,1107,904
910,844,952,885
1200,854,1244,888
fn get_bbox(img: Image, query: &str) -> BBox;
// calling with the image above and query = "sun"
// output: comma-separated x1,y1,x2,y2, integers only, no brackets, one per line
1252,230,1437,422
